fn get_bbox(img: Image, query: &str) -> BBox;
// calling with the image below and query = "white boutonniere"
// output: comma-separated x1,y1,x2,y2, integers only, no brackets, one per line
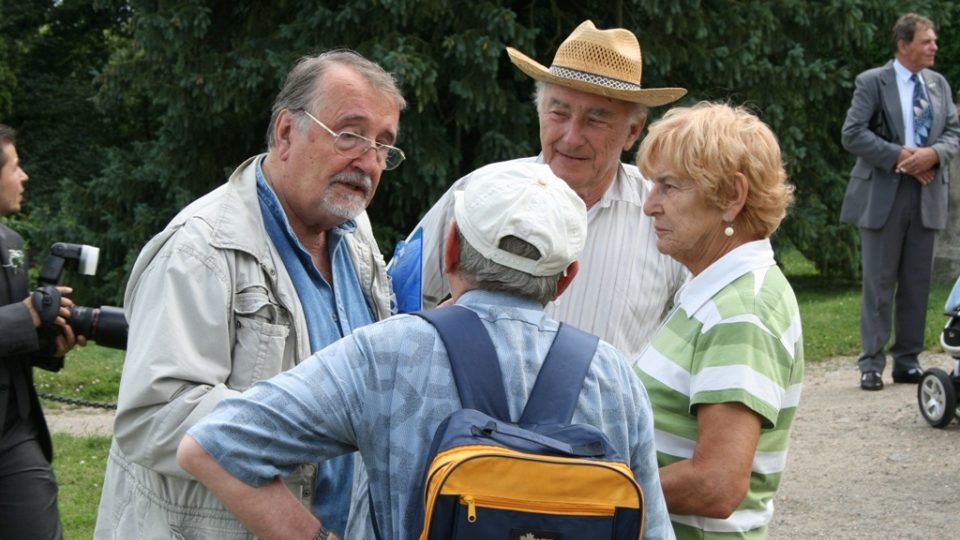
3,248,24,273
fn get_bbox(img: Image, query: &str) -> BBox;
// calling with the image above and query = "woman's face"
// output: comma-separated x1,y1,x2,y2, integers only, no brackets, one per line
642,157,728,276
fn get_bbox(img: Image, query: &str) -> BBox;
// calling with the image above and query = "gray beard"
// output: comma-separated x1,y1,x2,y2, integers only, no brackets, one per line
322,171,372,220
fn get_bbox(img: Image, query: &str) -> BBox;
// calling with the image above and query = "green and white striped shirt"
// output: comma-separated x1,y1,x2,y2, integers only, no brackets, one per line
633,239,804,539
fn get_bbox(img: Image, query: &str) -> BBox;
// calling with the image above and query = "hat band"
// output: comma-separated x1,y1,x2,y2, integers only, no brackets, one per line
549,65,642,91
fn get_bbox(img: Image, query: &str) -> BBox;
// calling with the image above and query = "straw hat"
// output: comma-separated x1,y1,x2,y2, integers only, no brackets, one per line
506,20,686,106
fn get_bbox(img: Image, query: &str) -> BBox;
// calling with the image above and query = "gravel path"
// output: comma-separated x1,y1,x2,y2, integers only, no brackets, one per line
45,406,114,437
770,352,960,538
45,352,960,537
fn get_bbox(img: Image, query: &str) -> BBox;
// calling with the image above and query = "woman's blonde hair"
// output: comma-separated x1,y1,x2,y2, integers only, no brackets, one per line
636,102,794,239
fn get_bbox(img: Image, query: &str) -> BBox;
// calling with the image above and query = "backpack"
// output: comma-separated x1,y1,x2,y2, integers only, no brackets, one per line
413,306,645,540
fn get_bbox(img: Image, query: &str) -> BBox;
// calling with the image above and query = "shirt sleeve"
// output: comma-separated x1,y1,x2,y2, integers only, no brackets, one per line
188,336,366,486
689,318,792,429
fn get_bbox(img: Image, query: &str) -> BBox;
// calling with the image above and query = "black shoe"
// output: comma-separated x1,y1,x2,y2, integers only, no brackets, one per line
892,367,923,384
860,371,884,390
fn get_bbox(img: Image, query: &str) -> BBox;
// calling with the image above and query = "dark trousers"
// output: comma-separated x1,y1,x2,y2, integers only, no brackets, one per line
0,417,62,540
858,177,936,374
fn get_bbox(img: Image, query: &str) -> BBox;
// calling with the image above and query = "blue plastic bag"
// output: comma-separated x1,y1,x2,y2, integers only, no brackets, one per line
387,227,423,313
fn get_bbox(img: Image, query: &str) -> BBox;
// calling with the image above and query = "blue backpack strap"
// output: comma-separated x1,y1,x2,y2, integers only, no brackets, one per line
519,323,600,425
414,306,511,421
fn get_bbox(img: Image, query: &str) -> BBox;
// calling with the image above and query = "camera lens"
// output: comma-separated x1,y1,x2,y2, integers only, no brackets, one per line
68,306,97,337
67,305,128,350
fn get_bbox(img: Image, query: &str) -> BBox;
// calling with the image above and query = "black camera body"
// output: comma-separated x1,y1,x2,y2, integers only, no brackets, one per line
36,242,128,352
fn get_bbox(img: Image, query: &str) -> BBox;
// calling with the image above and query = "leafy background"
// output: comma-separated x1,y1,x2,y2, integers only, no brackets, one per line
3,0,959,305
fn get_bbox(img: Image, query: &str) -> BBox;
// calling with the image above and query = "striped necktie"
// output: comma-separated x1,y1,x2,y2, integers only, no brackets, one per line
911,74,932,146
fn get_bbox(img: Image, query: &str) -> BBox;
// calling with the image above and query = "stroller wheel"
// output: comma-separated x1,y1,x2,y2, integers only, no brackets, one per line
918,368,957,428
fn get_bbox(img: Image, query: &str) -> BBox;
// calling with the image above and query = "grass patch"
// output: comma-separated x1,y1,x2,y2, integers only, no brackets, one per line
52,433,111,540
779,247,954,362
36,345,121,539
34,345,124,410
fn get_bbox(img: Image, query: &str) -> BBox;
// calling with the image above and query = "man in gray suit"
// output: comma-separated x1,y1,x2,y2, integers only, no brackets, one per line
841,13,960,391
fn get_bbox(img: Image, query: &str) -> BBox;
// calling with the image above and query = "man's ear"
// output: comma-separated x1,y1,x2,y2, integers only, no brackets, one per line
623,115,647,152
443,221,460,275
272,110,297,160
555,261,580,299
896,39,907,56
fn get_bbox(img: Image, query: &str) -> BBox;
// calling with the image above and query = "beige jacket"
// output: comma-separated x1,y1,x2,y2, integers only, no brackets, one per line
94,155,392,539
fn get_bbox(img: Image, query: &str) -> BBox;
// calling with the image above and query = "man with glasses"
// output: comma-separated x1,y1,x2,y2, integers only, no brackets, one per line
95,49,404,540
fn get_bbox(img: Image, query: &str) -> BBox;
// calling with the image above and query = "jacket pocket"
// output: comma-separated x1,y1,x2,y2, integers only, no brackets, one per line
228,286,290,391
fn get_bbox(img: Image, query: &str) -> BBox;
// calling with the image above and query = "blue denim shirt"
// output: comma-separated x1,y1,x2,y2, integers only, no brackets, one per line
190,289,673,540
256,160,374,535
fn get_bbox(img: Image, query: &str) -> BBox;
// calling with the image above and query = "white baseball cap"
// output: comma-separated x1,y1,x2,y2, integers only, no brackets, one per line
453,161,587,276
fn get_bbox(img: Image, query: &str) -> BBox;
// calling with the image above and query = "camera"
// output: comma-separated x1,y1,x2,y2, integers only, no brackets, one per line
35,242,128,351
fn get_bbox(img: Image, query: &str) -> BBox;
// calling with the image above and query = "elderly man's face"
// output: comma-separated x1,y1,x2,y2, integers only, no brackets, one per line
538,84,644,206
272,65,400,234
0,143,29,217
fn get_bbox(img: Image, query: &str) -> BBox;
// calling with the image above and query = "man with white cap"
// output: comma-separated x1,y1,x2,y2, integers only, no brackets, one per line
392,20,689,359
177,161,673,540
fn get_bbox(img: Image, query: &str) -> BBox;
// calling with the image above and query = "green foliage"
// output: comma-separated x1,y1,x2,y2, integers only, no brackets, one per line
0,2,13,118
5,0,135,305
8,0,960,296
51,433,111,540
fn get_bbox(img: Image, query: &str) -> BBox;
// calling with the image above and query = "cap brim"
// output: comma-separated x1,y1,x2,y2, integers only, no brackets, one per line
506,47,686,107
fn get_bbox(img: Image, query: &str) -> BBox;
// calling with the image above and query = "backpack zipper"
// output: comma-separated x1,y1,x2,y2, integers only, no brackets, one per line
459,494,616,522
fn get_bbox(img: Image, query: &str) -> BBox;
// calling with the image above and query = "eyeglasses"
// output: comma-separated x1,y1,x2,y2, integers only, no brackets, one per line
295,109,406,171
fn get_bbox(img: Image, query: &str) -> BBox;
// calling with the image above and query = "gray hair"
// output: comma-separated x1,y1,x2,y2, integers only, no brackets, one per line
456,227,562,305
0,124,16,168
266,49,407,148
892,13,935,51
533,81,649,125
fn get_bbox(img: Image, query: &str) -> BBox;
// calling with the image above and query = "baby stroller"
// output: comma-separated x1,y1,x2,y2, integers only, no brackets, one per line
918,275,960,428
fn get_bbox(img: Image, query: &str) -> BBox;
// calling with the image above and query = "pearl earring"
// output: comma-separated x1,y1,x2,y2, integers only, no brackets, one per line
724,225,734,237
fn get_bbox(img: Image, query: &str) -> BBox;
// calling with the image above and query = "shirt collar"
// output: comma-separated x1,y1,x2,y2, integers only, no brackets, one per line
894,59,921,83
455,289,545,323
255,157,357,237
591,165,634,210
531,154,636,211
675,239,776,315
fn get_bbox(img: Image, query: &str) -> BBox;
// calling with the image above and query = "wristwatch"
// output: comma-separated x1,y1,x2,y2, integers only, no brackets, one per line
313,525,332,540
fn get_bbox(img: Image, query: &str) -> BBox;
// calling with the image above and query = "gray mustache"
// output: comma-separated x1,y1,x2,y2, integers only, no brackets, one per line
331,171,372,194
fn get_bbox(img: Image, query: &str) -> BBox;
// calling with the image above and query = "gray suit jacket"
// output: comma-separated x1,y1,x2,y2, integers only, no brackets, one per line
841,60,960,230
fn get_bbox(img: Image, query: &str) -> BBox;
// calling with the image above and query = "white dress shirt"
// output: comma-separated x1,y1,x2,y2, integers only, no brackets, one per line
407,156,688,358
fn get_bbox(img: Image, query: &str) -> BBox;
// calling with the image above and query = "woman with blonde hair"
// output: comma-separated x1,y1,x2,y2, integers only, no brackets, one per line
633,102,803,539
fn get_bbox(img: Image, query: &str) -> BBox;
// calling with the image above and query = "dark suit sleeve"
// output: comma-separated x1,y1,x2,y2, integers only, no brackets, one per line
0,292,61,372
841,71,901,173
0,301,41,357
931,75,960,167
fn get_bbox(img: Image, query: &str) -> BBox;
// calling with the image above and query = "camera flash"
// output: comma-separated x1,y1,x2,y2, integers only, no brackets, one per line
78,245,100,276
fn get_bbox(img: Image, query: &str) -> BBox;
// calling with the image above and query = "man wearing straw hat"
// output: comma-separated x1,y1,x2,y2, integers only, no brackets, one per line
394,20,688,359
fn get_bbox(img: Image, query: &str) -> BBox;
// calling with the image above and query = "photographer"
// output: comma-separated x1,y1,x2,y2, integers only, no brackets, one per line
0,124,84,540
